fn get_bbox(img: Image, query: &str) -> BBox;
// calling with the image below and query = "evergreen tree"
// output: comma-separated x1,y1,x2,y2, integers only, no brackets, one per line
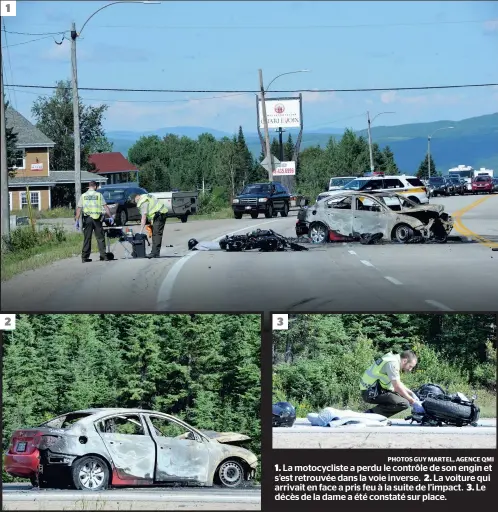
417,154,436,179
284,133,295,161
381,145,399,175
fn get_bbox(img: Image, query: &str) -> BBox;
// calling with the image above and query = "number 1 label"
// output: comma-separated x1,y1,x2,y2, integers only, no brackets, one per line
1,1,17,16
0,314,16,330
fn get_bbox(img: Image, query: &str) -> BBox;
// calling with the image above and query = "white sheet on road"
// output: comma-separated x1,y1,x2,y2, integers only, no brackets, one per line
307,407,389,427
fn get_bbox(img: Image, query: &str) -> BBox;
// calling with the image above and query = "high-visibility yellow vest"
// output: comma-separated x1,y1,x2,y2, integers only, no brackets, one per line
137,194,168,220
81,190,105,220
359,352,400,392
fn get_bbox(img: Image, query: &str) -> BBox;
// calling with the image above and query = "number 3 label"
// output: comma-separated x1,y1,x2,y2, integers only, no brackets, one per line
0,315,16,330
1,1,17,16
272,314,288,330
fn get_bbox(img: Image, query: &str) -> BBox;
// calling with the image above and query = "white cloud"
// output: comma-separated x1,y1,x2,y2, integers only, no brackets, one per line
301,90,341,104
483,19,498,33
380,91,397,104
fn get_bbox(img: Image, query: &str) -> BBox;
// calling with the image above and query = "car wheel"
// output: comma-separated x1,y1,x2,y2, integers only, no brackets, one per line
180,213,189,223
217,460,244,488
280,202,289,217
234,212,243,219
119,210,127,227
309,222,329,244
250,212,259,219
407,196,420,204
265,204,273,218
393,223,414,244
71,456,109,491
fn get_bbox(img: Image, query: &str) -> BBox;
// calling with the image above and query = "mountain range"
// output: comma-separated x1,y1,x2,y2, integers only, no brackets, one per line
107,112,498,173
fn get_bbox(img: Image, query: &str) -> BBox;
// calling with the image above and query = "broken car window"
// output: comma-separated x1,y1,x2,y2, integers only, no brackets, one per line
149,416,192,438
39,413,93,429
96,415,145,435
326,196,352,209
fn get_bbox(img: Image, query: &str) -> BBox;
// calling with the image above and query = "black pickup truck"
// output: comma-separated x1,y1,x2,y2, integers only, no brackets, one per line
232,182,291,219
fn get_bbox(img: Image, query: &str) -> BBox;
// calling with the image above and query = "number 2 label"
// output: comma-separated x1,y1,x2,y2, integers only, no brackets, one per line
0,315,16,330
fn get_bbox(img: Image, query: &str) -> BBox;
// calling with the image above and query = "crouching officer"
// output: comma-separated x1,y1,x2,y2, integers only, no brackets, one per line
359,350,421,418
129,192,168,258
75,181,114,263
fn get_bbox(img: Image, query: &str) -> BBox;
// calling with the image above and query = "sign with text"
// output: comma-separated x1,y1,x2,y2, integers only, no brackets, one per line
259,98,301,129
273,161,296,176
31,163,43,171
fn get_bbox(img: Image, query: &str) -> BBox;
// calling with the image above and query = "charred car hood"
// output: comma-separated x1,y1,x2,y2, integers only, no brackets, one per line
399,204,445,215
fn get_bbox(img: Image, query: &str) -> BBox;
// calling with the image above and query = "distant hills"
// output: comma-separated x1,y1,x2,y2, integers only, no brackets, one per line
107,113,498,173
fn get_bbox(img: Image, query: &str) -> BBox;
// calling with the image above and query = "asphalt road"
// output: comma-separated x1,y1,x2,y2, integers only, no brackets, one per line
2,195,497,313
2,484,261,510
273,418,497,449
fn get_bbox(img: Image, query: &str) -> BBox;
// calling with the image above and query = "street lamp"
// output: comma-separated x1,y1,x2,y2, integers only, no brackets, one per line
366,111,395,172
427,126,453,179
258,69,310,181
71,1,160,206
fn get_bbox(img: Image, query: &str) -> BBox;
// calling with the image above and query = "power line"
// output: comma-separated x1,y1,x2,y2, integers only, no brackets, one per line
1,35,58,48
5,83,498,93
87,19,496,30
5,86,253,104
4,29,69,36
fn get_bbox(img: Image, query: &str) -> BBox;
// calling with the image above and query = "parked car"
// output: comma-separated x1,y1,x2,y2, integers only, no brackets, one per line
428,177,451,197
4,408,257,491
295,190,453,244
99,185,148,226
340,175,429,204
447,176,466,195
492,178,498,193
232,182,290,219
471,175,494,194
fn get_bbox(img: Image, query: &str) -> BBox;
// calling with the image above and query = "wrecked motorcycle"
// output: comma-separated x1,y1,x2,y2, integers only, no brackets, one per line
406,384,480,427
219,229,309,252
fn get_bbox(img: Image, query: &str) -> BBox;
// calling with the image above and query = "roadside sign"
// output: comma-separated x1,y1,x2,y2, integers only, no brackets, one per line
273,161,296,176
260,155,280,172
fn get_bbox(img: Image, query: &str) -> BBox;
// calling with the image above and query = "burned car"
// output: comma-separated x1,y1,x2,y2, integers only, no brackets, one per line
4,408,258,491
295,191,453,244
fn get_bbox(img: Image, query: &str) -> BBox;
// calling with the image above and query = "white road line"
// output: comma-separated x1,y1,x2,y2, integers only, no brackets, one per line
360,260,375,267
348,250,357,255
384,276,403,285
156,219,281,310
425,300,454,311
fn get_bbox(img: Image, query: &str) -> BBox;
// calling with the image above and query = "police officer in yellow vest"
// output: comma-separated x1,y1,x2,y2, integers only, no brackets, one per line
74,181,114,263
129,192,168,258
359,350,421,417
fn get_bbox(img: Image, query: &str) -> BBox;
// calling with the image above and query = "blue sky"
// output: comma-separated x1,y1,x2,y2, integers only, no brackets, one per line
2,0,498,134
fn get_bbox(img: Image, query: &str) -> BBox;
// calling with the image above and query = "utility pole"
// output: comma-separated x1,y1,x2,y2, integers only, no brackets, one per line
259,69,273,182
367,111,374,173
1,44,10,246
71,22,82,207
427,136,431,180
278,127,284,161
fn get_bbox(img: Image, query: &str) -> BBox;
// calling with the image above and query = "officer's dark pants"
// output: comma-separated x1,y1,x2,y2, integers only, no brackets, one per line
150,213,167,257
361,389,410,418
82,215,106,260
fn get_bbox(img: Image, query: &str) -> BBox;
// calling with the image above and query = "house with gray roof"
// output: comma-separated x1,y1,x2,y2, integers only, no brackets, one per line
6,106,106,211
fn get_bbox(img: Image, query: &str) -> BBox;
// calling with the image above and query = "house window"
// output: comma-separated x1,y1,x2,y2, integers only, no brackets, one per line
20,191,41,211
15,149,26,169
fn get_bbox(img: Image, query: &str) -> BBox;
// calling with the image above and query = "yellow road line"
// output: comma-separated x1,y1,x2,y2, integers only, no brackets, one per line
450,195,498,249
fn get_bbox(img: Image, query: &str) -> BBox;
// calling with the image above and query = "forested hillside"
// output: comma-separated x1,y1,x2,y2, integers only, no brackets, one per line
2,314,261,481
128,127,401,202
273,314,496,417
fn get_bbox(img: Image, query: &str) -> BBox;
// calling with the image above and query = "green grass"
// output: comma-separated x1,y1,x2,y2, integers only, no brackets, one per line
1,232,83,281
11,207,75,219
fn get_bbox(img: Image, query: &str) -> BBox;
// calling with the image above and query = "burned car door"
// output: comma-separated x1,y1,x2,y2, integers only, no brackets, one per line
322,195,354,236
95,414,155,481
146,415,211,484
352,196,390,237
